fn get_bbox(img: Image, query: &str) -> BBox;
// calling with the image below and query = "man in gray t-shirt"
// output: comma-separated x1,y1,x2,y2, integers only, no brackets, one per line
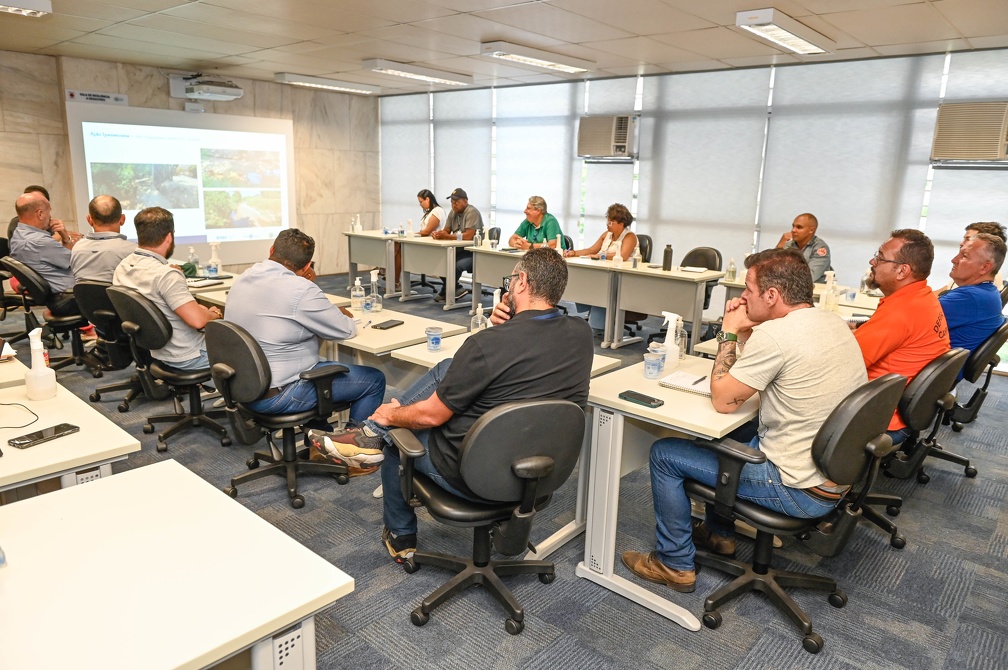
431,187,483,301
112,207,222,369
623,248,867,594
71,195,136,283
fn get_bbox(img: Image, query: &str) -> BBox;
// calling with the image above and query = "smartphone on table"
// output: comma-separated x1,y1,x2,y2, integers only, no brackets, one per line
7,423,80,449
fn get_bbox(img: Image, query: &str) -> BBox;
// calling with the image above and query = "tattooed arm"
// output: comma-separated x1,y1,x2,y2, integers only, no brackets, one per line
709,297,758,414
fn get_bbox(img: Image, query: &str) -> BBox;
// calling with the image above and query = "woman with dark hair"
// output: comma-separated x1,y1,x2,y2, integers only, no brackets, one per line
564,203,638,260
390,189,446,292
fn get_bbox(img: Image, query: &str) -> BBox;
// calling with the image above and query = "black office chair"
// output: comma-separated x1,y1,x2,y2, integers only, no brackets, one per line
999,283,1008,308
623,234,654,334
388,399,585,635
685,374,905,653
647,246,722,346
73,281,153,413
487,226,501,245
0,256,104,375
946,321,1008,432
562,234,573,252
637,234,653,263
107,285,229,452
0,238,38,341
205,320,351,509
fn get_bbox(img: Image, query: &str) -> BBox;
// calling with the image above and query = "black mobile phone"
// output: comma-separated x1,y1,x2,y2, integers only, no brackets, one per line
371,319,404,330
7,423,80,449
618,390,664,408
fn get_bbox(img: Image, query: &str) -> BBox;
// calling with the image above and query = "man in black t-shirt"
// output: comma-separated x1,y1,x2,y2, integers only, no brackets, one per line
316,248,594,563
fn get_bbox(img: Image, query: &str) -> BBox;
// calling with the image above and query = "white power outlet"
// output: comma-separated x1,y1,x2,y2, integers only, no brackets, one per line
76,468,103,485
250,618,316,669
60,464,112,488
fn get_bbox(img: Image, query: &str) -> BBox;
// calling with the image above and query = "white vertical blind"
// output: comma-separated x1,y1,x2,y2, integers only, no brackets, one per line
433,89,493,217
637,68,771,268
495,82,582,240
379,94,432,230
759,56,945,286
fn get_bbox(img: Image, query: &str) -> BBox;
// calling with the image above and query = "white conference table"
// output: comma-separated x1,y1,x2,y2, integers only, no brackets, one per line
186,275,236,294
0,356,28,389
611,265,725,353
575,356,759,631
0,383,140,493
722,278,879,313
398,235,473,311
195,289,349,311
344,229,400,299
0,459,355,670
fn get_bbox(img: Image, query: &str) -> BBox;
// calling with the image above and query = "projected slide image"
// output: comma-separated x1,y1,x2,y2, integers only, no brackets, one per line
91,163,199,210
204,190,282,229
201,149,282,188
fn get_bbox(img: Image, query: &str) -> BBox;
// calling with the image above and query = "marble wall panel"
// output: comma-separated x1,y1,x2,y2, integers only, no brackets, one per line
117,63,169,109
60,57,119,93
296,148,336,215
0,132,43,205
313,212,350,275
365,150,381,217
0,51,62,134
349,95,379,152
291,87,349,150
333,150,367,215
38,134,77,229
253,80,289,120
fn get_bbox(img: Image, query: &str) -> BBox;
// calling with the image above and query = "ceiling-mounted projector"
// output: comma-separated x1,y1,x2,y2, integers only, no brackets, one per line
184,79,244,101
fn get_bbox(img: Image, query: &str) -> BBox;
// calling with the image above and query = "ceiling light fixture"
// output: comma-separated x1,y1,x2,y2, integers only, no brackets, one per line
480,41,593,74
274,73,380,96
735,8,834,55
363,59,472,87
0,0,51,17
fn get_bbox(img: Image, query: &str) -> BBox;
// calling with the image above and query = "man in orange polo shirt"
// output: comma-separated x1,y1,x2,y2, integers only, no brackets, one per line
853,229,950,444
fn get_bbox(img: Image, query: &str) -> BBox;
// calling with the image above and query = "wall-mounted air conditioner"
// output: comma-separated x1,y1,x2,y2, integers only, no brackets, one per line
931,101,1008,165
577,114,638,160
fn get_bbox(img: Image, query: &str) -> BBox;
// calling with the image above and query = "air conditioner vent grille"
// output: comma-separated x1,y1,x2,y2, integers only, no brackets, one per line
932,102,1008,161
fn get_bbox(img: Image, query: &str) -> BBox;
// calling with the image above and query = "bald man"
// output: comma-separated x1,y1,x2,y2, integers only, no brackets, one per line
10,191,79,316
775,213,832,283
71,195,136,283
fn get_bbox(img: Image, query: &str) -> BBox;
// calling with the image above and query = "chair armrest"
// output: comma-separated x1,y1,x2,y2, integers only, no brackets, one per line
299,363,349,417
0,270,10,281
694,437,767,519
694,437,767,465
388,428,426,508
210,362,237,408
937,391,955,412
865,433,895,460
512,456,554,480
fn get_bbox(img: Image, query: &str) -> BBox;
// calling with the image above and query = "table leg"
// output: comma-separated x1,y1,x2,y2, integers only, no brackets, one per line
384,240,401,299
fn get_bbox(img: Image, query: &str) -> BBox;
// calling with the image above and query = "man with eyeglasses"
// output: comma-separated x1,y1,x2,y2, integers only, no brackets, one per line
853,229,950,444
320,248,594,563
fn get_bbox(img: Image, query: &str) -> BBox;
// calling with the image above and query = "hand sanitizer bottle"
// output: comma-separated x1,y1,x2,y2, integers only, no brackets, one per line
25,328,56,400
350,277,365,310
631,247,641,269
725,258,737,282
470,306,488,331
556,234,563,254
187,247,200,274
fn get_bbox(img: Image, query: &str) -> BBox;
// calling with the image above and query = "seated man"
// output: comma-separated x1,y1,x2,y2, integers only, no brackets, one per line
9,191,81,315
224,229,386,467
774,213,832,283
936,221,1005,294
431,188,483,302
112,207,222,369
313,248,594,562
508,196,566,251
623,249,867,593
71,195,136,283
854,229,950,443
938,232,1006,378
7,184,51,241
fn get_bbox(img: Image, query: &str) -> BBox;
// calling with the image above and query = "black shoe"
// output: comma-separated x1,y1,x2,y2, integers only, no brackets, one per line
382,527,416,563
434,293,446,303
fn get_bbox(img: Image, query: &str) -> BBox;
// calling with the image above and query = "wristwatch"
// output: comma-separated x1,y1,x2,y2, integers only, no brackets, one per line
716,331,738,344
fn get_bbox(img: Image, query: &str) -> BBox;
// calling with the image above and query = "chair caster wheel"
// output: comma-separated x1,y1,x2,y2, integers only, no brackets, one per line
886,505,900,517
828,589,847,608
246,458,260,469
89,392,101,402
505,618,524,635
221,437,231,447
92,370,103,379
290,495,305,509
965,466,977,478
335,473,349,485
143,424,154,434
916,471,930,484
538,572,555,584
410,608,429,627
802,632,824,654
402,559,420,574
224,486,237,498
702,611,722,629
952,422,963,432
890,534,906,549
117,403,129,413
156,439,168,453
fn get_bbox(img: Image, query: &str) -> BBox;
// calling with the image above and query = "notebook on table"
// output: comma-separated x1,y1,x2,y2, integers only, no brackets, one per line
658,370,712,397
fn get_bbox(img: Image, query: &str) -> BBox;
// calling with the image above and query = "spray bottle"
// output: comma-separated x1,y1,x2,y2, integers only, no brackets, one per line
206,241,222,277
822,270,839,312
25,328,56,400
661,311,687,360
369,269,382,311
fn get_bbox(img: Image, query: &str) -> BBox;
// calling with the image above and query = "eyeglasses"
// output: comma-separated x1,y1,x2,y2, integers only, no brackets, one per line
502,273,520,292
872,251,905,266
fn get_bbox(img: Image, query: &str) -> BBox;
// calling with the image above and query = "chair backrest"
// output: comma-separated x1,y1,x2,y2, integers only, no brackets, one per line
681,246,723,309
961,320,1008,383
458,400,585,502
205,320,272,404
897,349,970,431
488,227,501,242
0,238,9,258
106,285,173,353
812,373,906,486
1,255,52,306
563,234,573,252
1000,283,1008,308
637,234,653,263
73,281,134,369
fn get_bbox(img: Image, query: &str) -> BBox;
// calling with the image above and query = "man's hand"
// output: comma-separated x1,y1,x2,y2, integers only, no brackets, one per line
432,230,451,240
339,306,354,319
369,398,401,427
208,306,223,320
776,231,792,249
721,297,756,339
299,265,317,282
489,296,512,325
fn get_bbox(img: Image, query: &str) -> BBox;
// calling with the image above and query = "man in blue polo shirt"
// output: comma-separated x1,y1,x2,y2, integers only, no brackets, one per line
10,191,81,316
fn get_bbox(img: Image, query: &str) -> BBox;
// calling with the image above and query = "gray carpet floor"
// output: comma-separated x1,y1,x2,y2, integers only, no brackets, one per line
12,275,1007,669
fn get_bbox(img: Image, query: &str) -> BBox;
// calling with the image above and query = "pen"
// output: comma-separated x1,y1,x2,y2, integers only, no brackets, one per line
362,320,372,329
691,375,707,386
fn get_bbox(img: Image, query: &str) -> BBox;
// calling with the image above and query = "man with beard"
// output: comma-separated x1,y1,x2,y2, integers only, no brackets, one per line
311,248,593,563
112,207,222,369
853,229,950,444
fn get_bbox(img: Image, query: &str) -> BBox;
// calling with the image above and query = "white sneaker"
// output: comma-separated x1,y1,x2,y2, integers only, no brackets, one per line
372,484,383,499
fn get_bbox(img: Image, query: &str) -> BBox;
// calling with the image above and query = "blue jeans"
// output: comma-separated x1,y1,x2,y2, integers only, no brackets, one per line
171,349,210,370
367,359,477,536
247,361,385,425
649,436,838,571
439,249,473,294
887,427,910,447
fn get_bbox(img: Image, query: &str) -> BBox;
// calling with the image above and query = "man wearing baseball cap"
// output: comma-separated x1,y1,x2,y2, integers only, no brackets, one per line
431,187,483,302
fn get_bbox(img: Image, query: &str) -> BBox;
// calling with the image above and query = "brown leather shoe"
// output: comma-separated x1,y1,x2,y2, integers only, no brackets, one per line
621,551,695,593
691,519,736,557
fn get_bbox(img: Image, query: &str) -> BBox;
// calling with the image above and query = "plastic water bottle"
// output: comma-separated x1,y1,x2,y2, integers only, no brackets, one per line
675,317,687,360
350,277,365,310
612,253,623,268
25,328,56,400
631,247,641,269
725,258,737,282
474,228,483,248
470,306,488,332
599,250,607,262
187,247,201,274
406,218,414,238
662,244,673,271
